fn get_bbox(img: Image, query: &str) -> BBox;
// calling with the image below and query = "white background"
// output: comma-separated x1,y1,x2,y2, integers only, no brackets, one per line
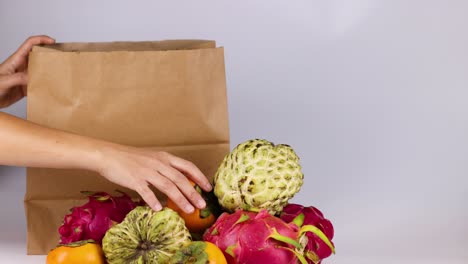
1,1,468,263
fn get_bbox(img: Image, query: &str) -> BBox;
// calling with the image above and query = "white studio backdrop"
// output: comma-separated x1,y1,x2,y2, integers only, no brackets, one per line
0,1,467,263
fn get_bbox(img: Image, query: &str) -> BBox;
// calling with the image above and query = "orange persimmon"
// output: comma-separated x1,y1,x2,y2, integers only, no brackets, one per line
169,241,227,264
46,240,105,264
167,180,218,234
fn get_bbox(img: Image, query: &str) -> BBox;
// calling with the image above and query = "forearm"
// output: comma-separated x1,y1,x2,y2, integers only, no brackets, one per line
0,112,106,171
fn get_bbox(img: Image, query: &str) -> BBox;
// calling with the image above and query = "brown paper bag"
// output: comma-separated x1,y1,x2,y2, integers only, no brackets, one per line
24,40,230,255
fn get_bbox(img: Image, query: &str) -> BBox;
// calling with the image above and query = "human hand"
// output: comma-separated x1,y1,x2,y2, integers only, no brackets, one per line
96,144,212,213
0,35,55,108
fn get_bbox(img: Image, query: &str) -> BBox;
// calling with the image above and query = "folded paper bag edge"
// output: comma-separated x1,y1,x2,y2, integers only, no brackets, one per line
32,39,217,52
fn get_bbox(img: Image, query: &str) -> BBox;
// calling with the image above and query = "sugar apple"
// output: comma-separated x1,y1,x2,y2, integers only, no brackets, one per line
102,206,191,264
214,139,304,215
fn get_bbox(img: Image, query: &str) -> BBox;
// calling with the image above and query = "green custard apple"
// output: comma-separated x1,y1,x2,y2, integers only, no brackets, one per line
102,206,191,264
214,139,304,215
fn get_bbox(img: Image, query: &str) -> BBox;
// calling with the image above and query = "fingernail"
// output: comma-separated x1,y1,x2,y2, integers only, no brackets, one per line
197,199,206,209
205,183,212,191
185,205,194,213
154,204,162,211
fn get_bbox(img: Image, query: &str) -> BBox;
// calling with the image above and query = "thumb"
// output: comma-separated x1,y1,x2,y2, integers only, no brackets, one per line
0,73,28,90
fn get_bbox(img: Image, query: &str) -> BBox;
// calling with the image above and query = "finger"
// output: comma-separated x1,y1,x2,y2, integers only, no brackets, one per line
135,184,162,211
147,172,195,214
157,163,206,209
1,35,55,72
0,73,27,90
167,154,212,192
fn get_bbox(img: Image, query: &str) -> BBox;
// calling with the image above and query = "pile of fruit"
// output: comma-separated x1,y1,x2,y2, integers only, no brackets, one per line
46,139,335,264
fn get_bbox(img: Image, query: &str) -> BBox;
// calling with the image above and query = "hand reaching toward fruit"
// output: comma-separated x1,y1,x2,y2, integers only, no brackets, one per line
0,111,210,213
97,145,211,213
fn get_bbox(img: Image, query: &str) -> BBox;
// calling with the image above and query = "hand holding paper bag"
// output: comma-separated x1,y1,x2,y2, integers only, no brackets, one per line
0,36,55,108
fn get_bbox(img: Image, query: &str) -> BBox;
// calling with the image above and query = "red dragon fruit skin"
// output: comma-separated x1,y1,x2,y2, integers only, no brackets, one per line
58,207,93,243
58,191,137,244
203,210,257,263
237,210,299,263
281,204,335,263
203,210,302,264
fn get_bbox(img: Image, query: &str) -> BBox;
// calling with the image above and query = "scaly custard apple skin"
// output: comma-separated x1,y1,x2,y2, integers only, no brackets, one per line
102,206,191,264
214,139,304,215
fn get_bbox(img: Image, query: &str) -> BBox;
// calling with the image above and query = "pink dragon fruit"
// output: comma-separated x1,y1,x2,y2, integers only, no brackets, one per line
58,191,137,244
281,204,335,264
203,209,335,264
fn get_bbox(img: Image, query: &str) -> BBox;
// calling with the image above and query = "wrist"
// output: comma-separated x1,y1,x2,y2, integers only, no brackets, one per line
77,137,115,174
